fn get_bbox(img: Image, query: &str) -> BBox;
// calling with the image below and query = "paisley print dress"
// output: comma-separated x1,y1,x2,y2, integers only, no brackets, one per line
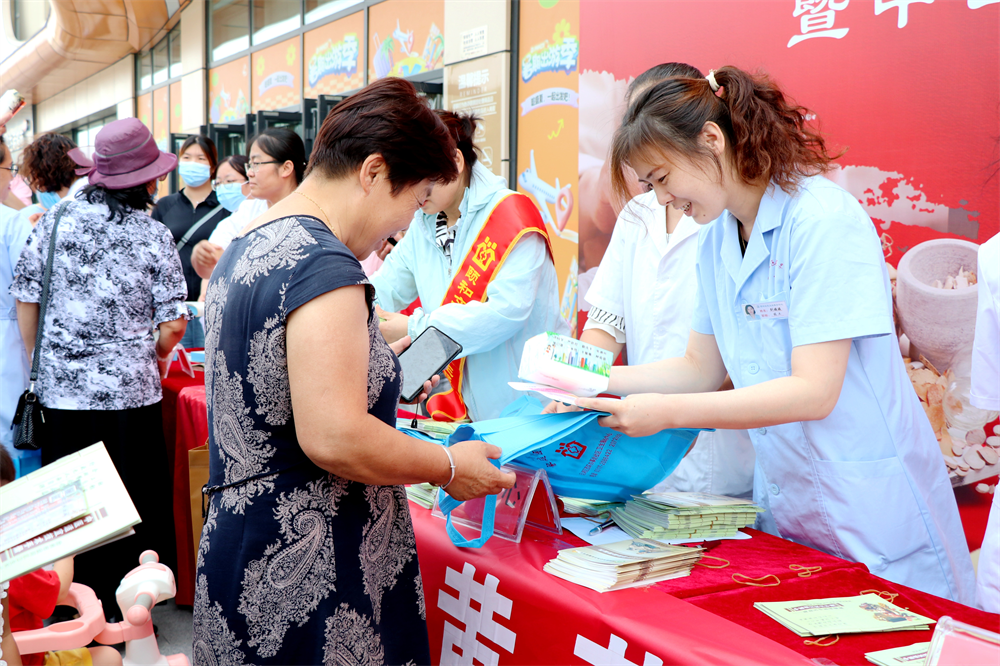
193,216,429,665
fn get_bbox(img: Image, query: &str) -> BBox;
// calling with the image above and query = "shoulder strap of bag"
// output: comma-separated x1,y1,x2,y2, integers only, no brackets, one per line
29,201,71,386
176,203,225,251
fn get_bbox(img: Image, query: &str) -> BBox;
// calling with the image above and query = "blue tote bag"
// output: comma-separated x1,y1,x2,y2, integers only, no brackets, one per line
428,396,704,547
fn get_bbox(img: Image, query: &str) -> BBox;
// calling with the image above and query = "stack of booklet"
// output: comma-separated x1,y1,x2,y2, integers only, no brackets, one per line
560,496,622,518
611,491,764,540
0,442,141,583
544,538,704,592
405,483,438,509
756,594,935,637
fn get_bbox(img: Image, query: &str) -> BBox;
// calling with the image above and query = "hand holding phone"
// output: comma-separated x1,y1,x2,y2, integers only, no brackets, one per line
397,326,463,403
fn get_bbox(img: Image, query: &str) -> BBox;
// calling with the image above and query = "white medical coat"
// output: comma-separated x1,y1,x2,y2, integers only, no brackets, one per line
370,163,566,421
691,175,975,603
1,205,31,452
586,191,755,497
971,233,999,612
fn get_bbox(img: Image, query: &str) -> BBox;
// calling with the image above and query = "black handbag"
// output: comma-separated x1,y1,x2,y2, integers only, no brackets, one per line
12,202,70,450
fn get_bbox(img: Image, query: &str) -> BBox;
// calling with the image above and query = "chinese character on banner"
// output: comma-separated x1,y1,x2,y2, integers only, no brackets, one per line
875,0,933,28
787,0,851,48
438,563,516,666
574,634,663,666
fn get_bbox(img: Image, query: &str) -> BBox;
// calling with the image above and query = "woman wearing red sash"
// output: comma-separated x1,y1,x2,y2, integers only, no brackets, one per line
371,112,568,421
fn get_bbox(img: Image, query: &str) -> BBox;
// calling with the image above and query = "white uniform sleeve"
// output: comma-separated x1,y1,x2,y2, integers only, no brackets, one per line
408,233,551,358
787,204,893,347
970,235,1000,411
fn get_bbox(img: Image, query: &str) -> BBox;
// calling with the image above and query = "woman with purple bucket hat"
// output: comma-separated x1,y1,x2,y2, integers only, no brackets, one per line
11,118,188,618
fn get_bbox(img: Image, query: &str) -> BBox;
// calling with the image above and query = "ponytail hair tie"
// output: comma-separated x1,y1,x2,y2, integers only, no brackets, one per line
706,70,721,93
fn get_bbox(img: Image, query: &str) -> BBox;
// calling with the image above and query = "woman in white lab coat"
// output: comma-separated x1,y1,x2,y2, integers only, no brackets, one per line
577,66,975,603
971,233,999,612
552,63,755,498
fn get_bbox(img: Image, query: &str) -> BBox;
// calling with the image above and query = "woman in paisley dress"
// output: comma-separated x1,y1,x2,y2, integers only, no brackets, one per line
194,77,516,666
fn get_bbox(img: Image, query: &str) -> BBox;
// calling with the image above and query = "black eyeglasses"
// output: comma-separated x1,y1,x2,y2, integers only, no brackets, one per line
0,165,19,176
246,160,280,173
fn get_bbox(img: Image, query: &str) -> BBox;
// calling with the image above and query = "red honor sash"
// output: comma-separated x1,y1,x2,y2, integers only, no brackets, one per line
426,192,553,421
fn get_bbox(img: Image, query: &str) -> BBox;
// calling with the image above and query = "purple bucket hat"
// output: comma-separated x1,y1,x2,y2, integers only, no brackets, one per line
67,118,177,189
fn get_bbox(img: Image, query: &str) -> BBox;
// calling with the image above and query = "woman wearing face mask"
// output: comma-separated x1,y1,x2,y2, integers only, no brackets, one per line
370,111,566,422
213,154,249,213
575,66,975,604
190,129,304,281
151,136,229,348
18,133,88,225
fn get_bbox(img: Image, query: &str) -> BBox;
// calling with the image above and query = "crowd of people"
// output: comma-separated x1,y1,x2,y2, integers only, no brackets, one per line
0,61,997,665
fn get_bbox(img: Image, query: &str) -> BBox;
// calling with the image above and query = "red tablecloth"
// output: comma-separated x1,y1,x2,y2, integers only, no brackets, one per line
164,370,999,664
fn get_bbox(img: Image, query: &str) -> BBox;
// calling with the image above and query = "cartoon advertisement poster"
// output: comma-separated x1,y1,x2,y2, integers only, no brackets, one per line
208,57,251,124
576,2,999,495
252,36,302,112
136,93,153,134
517,0,580,335
368,0,444,81
304,11,364,97
445,53,506,178
169,81,184,135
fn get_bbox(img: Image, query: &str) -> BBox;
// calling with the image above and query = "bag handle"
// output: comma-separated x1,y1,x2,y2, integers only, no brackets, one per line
437,487,496,549
176,203,225,251
29,202,71,388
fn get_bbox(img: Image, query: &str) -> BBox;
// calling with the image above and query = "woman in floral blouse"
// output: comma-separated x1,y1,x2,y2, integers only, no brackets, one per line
11,118,187,619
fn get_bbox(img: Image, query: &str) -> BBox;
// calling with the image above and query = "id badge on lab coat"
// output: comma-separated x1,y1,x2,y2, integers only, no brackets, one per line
747,300,788,320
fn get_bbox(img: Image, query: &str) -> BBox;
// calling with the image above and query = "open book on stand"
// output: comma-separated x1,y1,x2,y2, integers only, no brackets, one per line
0,442,140,583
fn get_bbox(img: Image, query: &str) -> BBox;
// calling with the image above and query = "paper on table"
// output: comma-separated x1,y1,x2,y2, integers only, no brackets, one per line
756,594,935,637
865,642,930,666
0,442,141,583
562,517,752,546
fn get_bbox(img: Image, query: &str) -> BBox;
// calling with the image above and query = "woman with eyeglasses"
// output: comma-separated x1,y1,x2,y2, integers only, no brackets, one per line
190,128,304,281
151,136,230,349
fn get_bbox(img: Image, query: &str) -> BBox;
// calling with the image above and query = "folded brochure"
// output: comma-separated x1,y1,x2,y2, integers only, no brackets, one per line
511,332,613,400
865,642,930,666
544,538,704,592
0,442,141,583
756,594,934,636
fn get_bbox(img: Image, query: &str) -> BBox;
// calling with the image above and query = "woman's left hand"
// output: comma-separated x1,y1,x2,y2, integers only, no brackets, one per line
389,334,439,404
376,305,409,344
574,393,672,437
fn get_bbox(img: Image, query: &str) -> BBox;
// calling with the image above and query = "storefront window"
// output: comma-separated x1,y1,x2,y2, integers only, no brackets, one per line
211,0,251,61
12,0,50,41
252,0,301,45
305,0,363,25
138,51,153,91
153,38,170,85
169,27,184,79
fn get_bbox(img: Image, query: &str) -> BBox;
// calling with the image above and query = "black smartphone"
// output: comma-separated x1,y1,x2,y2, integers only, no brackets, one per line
397,326,463,403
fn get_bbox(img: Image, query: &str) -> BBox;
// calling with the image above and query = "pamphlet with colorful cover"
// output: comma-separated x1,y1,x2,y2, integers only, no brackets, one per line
0,442,141,583
865,642,931,666
544,538,704,592
755,594,935,637
510,332,613,401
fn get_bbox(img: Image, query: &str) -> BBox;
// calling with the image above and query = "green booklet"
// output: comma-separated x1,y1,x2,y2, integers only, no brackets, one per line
756,594,934,636
865,642,931,666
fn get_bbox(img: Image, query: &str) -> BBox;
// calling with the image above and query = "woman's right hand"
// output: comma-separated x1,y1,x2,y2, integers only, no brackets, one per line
442,440,516,502
191,240,224,279
541,399,583,414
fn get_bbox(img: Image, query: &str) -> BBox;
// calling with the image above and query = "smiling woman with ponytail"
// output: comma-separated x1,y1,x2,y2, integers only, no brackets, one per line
579,64,976,605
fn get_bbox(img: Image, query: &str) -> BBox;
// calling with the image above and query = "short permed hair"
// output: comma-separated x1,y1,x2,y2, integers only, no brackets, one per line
306,77,458,193
21,133,79,193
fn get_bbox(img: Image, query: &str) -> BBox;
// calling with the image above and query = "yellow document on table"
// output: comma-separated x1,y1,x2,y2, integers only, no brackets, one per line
755,594,935,636
865,642,931,666
0,442,140,583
